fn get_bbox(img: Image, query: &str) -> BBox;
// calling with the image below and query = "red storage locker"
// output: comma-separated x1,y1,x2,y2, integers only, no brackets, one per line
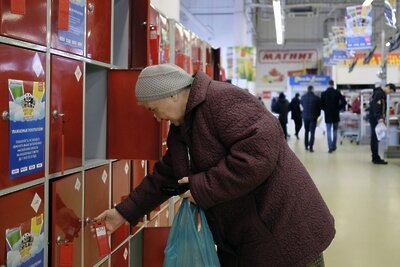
107,70,161,160
111,241,129,267
130,160,146,234
148,6,160,66
111,160,130,250
0,185,45,266
0,0,47,45
51,173,83,267
86,0,111,63
130,0,150,67
51,0,85,56
143,227,170,267
0,44,46,190
159,14,170,64
50,55,83,174
84,165,110,266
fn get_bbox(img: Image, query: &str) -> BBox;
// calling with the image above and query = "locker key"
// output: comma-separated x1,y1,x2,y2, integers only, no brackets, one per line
2,111,9,121
85,217,94,225
88,3,94,12
52,110,65,119
56,235,69,245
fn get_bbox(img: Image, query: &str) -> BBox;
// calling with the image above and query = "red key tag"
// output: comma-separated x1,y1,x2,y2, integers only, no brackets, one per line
95,221,110,257
59,242,74,267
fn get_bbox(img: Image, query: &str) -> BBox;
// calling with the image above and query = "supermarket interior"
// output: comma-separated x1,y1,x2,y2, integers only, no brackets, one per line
0,0,400,266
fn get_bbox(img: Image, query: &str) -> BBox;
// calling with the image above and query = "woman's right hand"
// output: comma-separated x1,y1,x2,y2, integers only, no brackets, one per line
91,208,126,236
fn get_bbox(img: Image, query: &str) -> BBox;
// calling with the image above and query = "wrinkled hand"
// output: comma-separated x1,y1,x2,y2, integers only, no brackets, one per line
91,208,126,236
178,176,196,203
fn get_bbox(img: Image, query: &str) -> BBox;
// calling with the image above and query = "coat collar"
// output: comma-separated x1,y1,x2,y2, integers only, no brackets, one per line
185,71,212,116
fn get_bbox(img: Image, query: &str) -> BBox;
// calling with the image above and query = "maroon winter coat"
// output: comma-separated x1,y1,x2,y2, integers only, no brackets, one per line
116,71,335,266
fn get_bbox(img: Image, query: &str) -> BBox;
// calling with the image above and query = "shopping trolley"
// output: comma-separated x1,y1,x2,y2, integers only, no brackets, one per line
339,112,361,144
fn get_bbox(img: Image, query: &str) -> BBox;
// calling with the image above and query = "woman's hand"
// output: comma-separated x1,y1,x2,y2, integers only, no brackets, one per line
178,176,196,203
91,208,126,236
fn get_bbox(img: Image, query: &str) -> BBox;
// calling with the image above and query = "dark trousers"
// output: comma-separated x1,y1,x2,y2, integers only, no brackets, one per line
293,118,302,136
279,120,288,139
370,120,380,160
304,118,317,149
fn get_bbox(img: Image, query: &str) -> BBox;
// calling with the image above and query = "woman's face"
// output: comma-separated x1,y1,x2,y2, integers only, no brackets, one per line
140,97,184,126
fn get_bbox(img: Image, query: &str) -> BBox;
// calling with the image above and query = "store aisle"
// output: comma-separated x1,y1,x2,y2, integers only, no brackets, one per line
287,130,400,267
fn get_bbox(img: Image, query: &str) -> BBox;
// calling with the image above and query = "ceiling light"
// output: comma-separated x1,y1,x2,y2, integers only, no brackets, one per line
273,0,284,45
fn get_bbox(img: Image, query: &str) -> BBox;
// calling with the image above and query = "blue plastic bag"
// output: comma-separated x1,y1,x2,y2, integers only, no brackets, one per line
163,198,221,267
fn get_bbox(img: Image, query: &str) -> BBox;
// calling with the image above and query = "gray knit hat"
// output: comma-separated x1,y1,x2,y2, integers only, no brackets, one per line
135,64,194,102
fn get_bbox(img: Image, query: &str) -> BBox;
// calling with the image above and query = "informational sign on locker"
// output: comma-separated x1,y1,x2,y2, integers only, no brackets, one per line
8,79,45,179
57,0,85,50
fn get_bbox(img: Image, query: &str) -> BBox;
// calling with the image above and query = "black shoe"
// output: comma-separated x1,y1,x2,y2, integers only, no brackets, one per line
328,149,333,153
372,159,388,165
309,148,314,152
305,146,309,150
295,134,299,140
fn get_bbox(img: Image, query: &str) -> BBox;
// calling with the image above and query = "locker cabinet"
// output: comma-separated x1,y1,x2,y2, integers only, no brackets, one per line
86,0,111,63
0,0,47,45
107,70,161,160
83,165,110,266
111,160,130,250
0,185,45,266
111,241,130,267
142,227,170,267
0,44,46,190
50,55,83,174
51,173,83,267
130,0,150,67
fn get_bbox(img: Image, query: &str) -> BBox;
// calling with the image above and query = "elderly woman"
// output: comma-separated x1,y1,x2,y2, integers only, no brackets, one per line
94,64,335,267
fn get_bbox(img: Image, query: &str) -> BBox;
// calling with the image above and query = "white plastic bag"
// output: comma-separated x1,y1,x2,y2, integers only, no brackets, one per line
375,121,387,141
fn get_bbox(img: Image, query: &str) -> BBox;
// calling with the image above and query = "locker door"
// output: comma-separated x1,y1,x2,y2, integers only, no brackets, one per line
0,0,47,45
0,44,46,190
143,227,170,267
130,160,146,234
50,55,83,174
51,0,85,56
86,0,111,63
148,6,160,66
84,165,110,266
111,242,129,267
51,173,83,267
130,0,150,67
111,160,130,250
107,70,161,160
0,185,45,266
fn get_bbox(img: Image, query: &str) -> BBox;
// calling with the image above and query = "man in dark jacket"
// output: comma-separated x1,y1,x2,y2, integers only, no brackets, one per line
290,93,302,139
369,83,396,164
93,64,335,266
321,80,345,153
301,85,321,152
276,92,290,139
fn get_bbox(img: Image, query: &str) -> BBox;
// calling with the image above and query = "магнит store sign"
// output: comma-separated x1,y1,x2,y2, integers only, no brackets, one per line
259,50,318,63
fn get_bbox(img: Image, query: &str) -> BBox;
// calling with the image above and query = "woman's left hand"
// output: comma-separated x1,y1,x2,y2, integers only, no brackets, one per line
178,176,196,203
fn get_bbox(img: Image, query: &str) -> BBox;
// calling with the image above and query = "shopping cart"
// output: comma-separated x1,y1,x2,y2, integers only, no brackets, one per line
339,112,361,145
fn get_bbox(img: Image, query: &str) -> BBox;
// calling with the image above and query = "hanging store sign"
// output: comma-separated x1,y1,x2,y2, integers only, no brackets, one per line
384,0,397,28
8,79,45,179
345,5,373,50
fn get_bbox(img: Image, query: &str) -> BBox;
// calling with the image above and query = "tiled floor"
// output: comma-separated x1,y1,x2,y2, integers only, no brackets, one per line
287,127,400,267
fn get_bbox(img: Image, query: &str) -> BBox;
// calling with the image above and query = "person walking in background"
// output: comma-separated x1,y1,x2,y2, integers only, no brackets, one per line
290,93,302,139
92,64,335,266
321,80,346,153
275,92,290,139
301,85,321,152
369,83,396,164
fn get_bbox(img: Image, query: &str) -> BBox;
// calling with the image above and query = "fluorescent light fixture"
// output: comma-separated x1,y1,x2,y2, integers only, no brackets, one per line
273,0,284,45
362,0,373,6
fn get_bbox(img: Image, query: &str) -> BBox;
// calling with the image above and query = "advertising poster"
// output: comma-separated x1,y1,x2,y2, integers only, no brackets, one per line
345,5,373,50
331,26,348,60
257,49,318,88
384,0,397,28
58,0,85,50
6,214,45,267
8,80,45,179
225,47,256,92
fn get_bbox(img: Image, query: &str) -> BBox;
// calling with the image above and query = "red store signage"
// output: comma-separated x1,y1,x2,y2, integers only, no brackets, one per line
259,50,318,64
